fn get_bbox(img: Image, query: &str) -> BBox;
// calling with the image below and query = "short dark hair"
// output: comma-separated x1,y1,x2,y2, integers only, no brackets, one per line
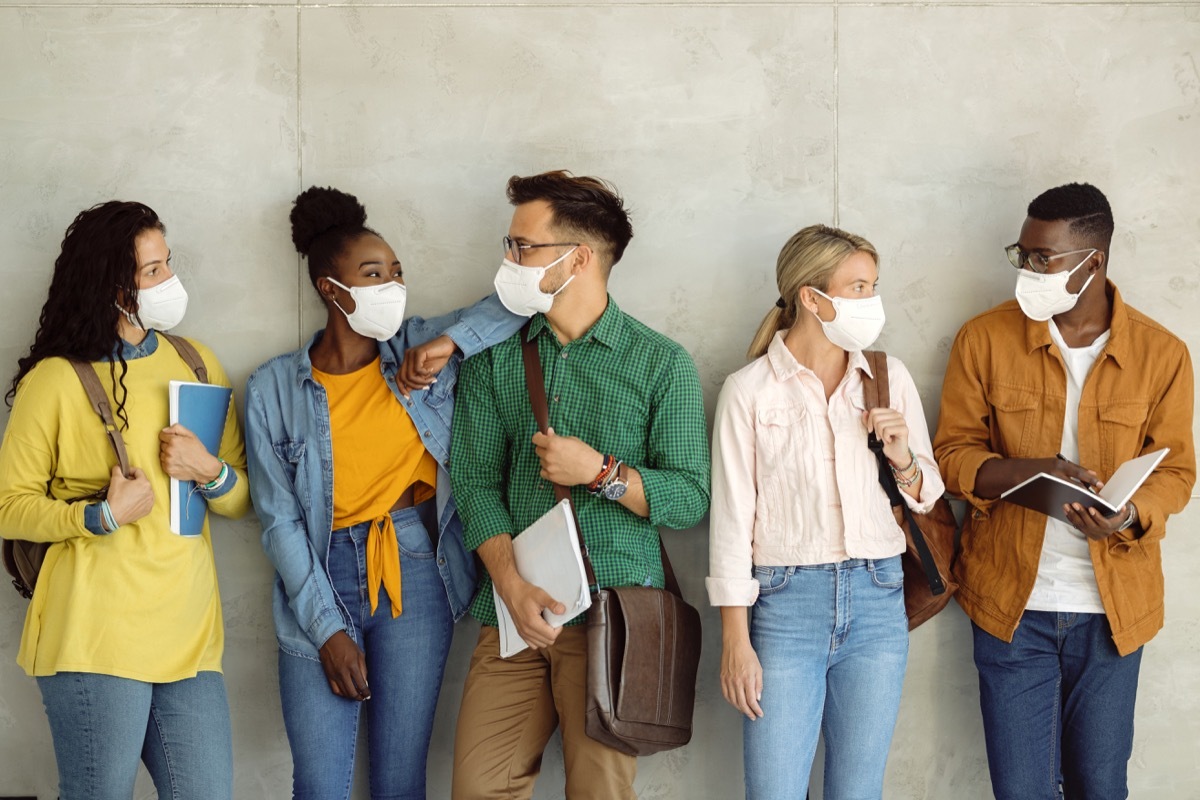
290,186,379,288
1027,183,1114,249
506,171,634,267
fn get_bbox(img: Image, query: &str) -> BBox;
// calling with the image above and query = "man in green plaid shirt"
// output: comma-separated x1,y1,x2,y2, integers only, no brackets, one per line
449,171,710,799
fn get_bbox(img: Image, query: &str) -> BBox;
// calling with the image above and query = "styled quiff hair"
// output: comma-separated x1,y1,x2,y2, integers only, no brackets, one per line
506,170,634,268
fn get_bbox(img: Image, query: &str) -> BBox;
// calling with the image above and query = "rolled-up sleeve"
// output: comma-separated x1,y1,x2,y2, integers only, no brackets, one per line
706,374,759,607
890,357,946,515
637,350,711,530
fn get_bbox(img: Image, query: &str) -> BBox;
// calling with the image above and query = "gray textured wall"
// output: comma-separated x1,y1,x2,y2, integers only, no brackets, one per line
1,1,1198,798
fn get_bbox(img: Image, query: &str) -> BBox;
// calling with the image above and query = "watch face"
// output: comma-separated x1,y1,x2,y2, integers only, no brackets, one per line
604,481,628,500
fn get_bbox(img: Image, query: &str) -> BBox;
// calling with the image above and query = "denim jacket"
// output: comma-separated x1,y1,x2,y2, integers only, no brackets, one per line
244,294,525,659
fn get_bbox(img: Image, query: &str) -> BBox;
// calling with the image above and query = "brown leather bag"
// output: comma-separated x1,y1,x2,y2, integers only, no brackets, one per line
861,350,959,630
520,326,702,756
2,334,208,598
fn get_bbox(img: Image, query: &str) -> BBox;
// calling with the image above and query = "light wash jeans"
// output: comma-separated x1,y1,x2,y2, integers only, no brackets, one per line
36,669,232,800
744,557,909,800
278,501,454,800
972,611,1143,800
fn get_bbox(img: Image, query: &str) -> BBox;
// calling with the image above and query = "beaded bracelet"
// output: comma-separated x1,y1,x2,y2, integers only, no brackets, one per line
587,455,617,495
890,448,921,488
99,499,120,533
201,460,229,493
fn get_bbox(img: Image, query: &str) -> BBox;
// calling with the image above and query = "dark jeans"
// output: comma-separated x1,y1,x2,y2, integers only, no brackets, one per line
972,611,1143,800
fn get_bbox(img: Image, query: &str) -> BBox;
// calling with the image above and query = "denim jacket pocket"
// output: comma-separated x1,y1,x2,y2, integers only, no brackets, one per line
754,565,792,597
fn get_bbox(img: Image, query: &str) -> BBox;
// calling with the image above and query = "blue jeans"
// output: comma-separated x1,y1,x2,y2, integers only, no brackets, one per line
972,611,1143,800
279,502,454,800
744,557,909,800
36,670,232,800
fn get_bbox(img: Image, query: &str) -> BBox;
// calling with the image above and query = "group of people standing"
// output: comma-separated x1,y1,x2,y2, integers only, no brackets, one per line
0,173,1192,800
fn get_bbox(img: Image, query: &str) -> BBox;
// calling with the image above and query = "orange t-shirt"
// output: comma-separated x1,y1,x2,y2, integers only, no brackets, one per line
313,356,438,616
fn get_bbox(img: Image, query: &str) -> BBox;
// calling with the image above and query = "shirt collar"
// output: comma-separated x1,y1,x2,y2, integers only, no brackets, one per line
295,329,396,386
109,329,159,361
1023,279,1127,367
766,330,873,382
526,294,623,349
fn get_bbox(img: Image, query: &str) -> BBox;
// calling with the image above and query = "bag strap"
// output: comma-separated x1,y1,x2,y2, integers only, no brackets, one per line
69,362,133,479
160,332,209,383
861,350,946,596
518,322,685,598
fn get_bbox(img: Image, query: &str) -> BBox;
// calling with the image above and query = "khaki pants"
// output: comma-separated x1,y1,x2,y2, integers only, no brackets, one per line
451,625,637,800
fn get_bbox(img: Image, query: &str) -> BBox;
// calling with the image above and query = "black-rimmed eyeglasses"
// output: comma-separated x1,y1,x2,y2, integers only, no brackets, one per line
504,236,580,265
1005,244,1097,274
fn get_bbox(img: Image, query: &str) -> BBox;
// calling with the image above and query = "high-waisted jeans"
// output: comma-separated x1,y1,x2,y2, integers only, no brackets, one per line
278,501,453,800
743,556,909,800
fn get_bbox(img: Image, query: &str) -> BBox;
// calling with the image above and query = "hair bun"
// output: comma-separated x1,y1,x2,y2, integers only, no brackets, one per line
290,186,368,256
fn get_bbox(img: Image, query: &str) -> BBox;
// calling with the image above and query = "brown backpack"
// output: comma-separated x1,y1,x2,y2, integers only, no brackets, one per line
860,350,960,630
2,333,208,599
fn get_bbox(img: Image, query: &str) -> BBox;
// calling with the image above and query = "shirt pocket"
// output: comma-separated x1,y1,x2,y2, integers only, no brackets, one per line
989,386,1041,458
1097,403,1149,475
272,438,309,504
756,404,813,540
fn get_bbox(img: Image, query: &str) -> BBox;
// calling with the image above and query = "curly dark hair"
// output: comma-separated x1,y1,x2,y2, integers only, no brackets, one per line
290,186,380,289
1027,183,1114,249
506,171,634,268
6,201,166,426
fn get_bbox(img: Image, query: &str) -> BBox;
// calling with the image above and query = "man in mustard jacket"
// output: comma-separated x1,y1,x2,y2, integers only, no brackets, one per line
934,182,1195,800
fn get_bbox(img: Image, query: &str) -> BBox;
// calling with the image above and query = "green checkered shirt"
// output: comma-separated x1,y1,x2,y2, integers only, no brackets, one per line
450,296,711,627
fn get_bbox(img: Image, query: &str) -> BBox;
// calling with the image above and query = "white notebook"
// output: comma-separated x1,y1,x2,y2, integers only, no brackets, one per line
493,499,592,658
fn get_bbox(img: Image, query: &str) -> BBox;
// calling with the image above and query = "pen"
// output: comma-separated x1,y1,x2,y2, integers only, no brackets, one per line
1056,453,1097,493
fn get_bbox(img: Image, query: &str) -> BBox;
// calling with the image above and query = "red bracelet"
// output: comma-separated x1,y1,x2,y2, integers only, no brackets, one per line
588,454,616,494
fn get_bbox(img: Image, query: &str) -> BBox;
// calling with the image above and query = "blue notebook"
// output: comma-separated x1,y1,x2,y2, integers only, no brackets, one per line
169,380,233,536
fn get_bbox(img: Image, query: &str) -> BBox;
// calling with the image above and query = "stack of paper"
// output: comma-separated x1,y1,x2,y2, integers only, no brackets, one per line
493,499,592,658
168,380,233,536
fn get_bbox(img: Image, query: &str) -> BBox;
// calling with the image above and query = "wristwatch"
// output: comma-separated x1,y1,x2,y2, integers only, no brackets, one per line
603,463,629,501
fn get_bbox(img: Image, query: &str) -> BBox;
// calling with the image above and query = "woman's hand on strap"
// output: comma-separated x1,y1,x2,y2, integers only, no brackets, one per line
105,464,155,527
864,408,911,468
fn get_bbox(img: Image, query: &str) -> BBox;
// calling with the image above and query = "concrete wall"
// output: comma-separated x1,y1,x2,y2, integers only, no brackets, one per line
1,0,1197,797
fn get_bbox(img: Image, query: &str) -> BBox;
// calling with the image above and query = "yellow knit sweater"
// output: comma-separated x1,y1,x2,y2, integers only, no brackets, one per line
0,339,250,680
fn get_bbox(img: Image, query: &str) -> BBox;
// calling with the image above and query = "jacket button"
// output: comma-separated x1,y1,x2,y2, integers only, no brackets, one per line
424,430,432,437
437,558,446,566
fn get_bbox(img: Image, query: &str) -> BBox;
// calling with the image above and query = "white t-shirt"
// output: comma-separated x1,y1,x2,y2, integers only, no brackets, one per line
1024,320,1110,614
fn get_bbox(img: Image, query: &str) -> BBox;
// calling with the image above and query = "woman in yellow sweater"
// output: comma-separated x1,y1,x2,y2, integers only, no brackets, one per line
0,201,250,800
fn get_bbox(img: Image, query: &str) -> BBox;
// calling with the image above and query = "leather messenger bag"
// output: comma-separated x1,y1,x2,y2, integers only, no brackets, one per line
520,325,702,756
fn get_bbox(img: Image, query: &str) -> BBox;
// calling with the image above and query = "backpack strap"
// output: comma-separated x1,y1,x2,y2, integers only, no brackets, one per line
861,350,890,410
861,349,946,596
69,362,133,479
160,332,209,384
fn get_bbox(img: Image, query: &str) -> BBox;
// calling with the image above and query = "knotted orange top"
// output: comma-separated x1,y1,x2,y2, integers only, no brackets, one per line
313,357,437,618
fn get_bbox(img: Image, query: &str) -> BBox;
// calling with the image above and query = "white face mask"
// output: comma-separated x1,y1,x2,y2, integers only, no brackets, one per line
809,288,886,351
1013,251,1096,321
493,248,577,316
127,274,189,331
325,278,407,341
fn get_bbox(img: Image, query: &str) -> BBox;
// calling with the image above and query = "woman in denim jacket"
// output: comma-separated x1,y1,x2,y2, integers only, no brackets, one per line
244,187,526,799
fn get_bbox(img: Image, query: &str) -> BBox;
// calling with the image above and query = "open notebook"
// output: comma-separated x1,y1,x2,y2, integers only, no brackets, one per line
1000,448,1169,524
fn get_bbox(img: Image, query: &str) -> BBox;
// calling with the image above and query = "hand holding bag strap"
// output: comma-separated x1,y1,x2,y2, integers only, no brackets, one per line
69,362,133,479
518,324,686,598
160,332,209,383
861,350,945,596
